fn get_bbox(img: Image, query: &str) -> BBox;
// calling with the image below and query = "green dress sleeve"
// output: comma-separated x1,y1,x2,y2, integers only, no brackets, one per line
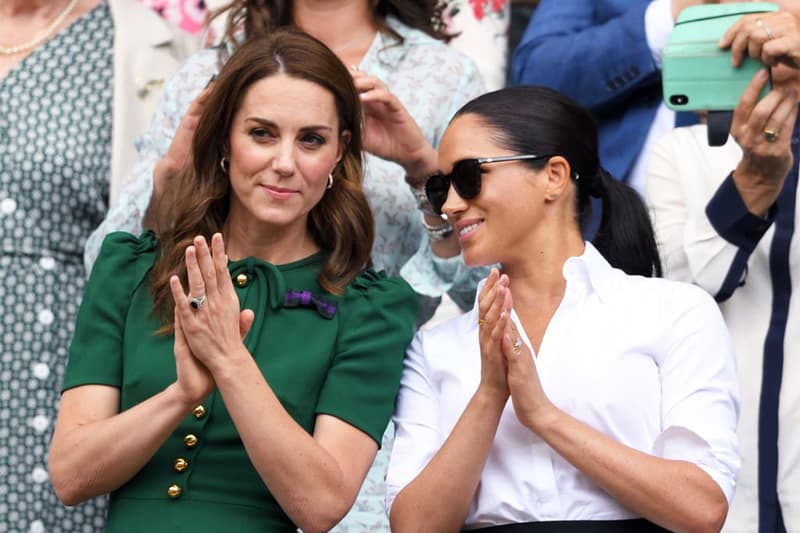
315,270,418,445
63,231,157,391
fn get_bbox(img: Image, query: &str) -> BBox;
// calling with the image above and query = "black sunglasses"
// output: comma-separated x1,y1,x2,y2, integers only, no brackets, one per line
424,154,551,215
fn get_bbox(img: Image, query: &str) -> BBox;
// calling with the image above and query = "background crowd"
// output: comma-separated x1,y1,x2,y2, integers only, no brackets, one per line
0,0,797,532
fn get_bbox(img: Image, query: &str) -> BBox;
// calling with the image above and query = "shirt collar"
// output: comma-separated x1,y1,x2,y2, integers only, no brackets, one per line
561,242,616,304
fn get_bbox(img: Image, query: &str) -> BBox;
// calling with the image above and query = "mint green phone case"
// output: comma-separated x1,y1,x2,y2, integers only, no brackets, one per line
662,2,778,111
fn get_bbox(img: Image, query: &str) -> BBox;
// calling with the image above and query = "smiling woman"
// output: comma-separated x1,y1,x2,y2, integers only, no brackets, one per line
47,28,417,533
386,86,740,532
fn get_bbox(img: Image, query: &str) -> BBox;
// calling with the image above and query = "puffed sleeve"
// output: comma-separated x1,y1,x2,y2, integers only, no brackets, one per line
315,270,418,445
64,231,158,391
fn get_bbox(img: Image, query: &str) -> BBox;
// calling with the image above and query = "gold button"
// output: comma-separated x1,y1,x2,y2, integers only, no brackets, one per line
235,273,249,287
174,458,189,473
183,434,198,448
167,484,182,498
193,405,206,419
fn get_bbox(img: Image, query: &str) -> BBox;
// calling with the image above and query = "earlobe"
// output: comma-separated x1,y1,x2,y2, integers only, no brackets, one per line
544,156,572,200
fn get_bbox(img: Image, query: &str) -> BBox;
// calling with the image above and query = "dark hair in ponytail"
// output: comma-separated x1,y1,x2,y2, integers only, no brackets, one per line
592,169,662,277
453,86,662,277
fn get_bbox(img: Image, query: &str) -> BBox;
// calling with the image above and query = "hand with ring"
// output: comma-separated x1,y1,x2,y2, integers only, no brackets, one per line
169,233,255,378
499,298,553,434
729,68,797,216
720,10,800,69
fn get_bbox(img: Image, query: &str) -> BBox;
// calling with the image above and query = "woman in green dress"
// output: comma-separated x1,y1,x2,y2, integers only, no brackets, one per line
47,28,417,532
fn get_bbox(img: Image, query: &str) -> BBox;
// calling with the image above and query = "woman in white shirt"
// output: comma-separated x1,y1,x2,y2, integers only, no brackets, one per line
385,86,740,532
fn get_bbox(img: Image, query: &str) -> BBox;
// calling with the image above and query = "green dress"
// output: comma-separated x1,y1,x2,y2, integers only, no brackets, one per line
63,231,418,532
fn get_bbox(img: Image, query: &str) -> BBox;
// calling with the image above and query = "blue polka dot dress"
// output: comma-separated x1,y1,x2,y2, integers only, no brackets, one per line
0,4,113,532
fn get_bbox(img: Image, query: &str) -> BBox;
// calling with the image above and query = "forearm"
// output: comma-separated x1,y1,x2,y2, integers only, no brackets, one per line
49,383,195,505
390,388,506,533
531,406,727,533
212,350,355,533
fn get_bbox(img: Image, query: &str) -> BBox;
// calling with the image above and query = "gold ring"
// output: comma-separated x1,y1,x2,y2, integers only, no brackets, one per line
478,319,486,328
764,129,779,142
756,18,775,40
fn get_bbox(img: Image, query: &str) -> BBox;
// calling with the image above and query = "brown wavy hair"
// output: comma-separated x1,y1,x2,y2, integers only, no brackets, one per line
210,0,450,53
150,28,373,327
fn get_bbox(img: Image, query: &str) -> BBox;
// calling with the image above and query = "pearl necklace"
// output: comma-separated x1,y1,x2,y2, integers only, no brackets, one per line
0,0,81,55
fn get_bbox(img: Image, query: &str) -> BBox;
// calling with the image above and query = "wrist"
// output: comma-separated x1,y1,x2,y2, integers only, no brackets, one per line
208,344,254,385
475,382,510,407
402,144,439,183
421,213,454,242
524,402,561,436
165,382,200,412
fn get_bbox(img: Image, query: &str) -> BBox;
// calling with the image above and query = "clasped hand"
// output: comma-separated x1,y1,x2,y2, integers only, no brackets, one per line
477,269,553,432
169,233,254,406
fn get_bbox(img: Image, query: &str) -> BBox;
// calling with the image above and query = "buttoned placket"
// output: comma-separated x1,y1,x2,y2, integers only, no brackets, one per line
505,261,593,519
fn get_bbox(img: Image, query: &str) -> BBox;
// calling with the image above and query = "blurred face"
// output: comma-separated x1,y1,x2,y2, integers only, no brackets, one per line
227,73,346,236
439,114,549,267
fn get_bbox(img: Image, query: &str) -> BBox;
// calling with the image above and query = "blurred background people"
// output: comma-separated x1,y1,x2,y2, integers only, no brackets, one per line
49,30,417,532
0,1,196,531
443,0,510,92
646,5,800,531
83,1,484,530
510,0,715,199
386,85,739,532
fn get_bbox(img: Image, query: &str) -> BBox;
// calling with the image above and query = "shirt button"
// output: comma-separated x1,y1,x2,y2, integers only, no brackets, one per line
173,458,189,473
167,484,182,499
183,434,198,448
193,405,207,419
235,273,249,287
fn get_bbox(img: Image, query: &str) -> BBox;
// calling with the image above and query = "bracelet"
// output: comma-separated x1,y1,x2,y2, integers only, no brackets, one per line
409,185,439,217
421,214,453,242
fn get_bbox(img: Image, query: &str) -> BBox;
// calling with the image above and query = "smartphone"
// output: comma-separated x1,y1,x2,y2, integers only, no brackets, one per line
662,2,778,112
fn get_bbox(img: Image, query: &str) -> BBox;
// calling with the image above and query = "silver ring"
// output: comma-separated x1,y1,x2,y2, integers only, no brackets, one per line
512,338,522,354
756,18,775,40
189,294,206,310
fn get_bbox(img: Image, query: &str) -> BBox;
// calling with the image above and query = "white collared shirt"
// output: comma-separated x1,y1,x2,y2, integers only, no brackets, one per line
386,243,740,528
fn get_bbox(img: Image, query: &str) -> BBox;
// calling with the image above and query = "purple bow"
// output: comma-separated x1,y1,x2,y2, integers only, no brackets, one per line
283,289,337,319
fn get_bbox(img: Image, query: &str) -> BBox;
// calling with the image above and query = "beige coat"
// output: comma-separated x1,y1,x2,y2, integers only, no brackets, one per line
108,0,199,204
